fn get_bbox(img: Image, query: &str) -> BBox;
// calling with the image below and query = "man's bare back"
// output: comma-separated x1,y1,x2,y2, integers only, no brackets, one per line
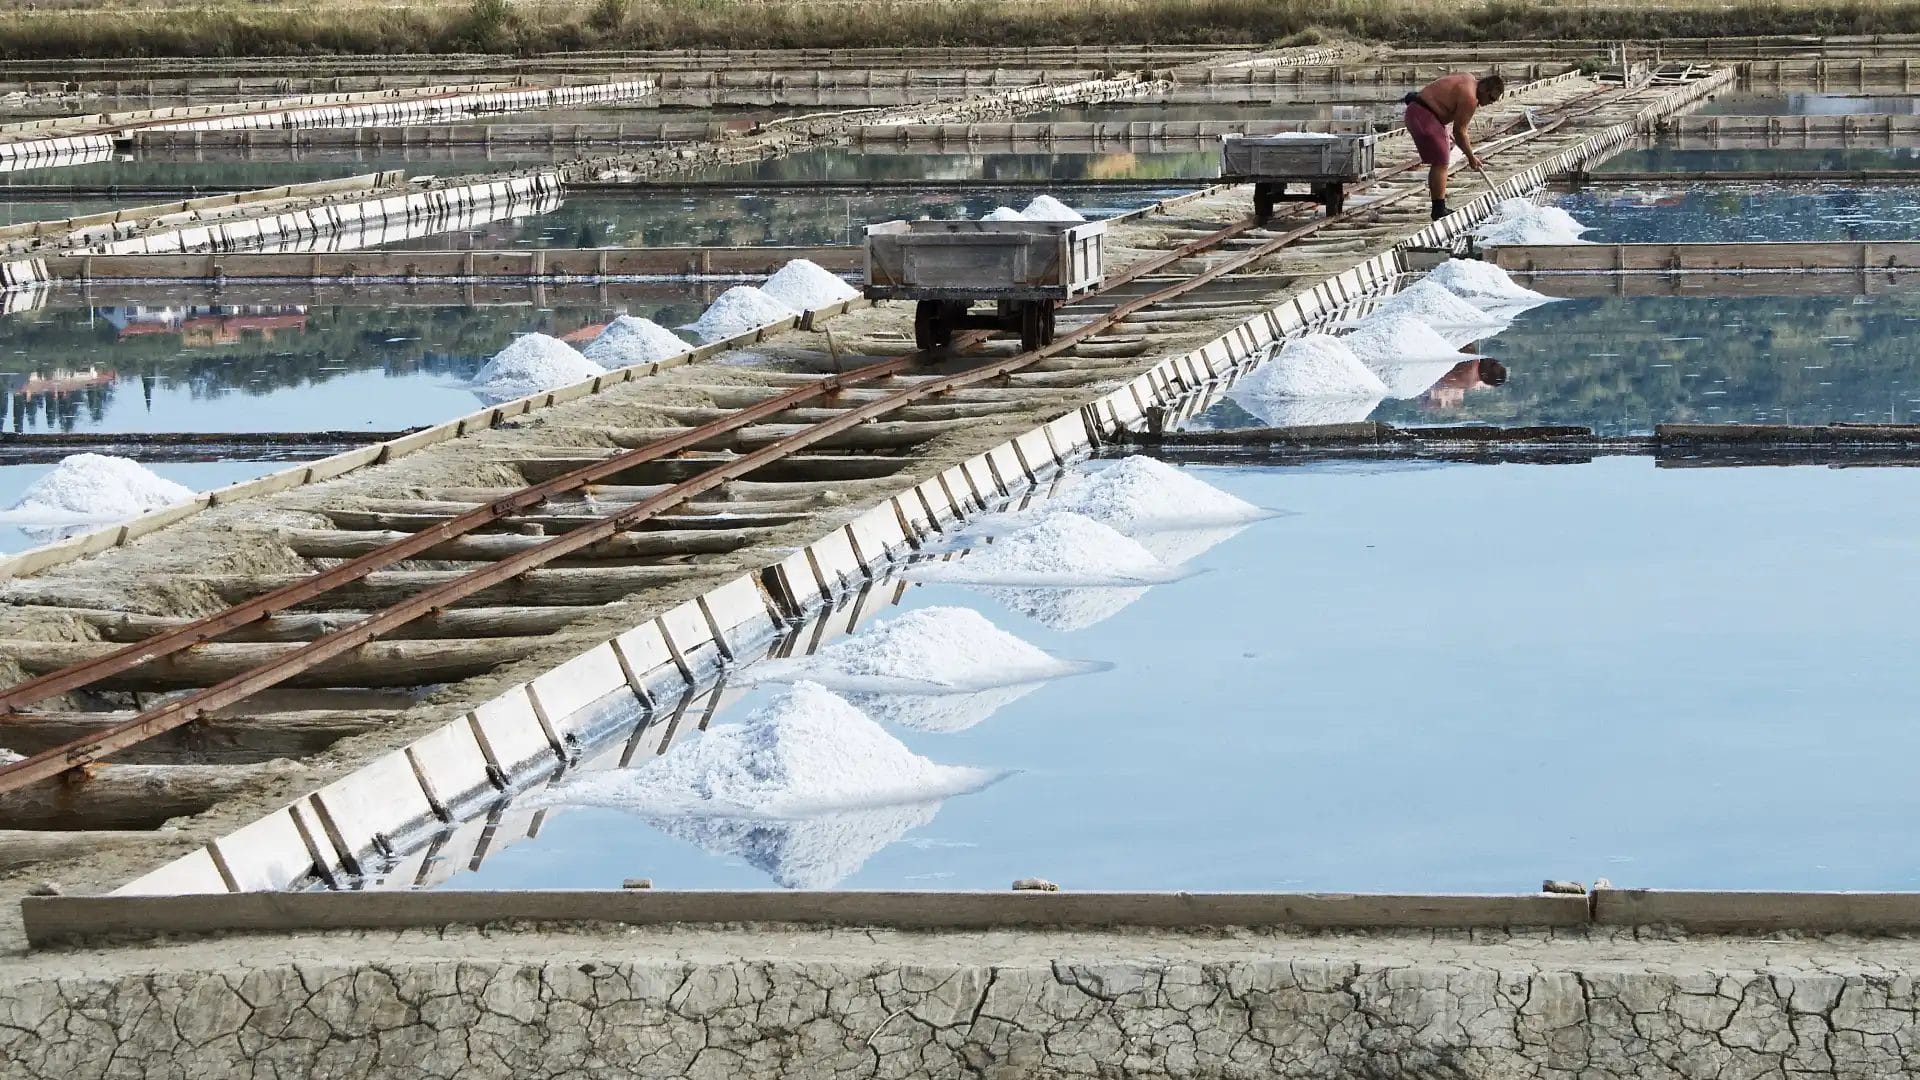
1414,72,1482,127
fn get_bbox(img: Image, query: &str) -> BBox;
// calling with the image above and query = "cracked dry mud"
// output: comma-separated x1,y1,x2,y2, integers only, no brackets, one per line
8,925,1920,1078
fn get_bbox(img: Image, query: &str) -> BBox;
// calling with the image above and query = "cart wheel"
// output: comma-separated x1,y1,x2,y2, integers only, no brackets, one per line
1321,183,1346,217
1040,303,1057,346
914,300,952,352
1019,302,1047,353
1253,183,1276,223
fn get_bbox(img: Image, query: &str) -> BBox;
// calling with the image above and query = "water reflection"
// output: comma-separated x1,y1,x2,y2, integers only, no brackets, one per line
1595,142,1920,174
1555,183,1920,242
0,289,725,433
693,147,1219,183
1693,92,1920,116
1191,292,1920,435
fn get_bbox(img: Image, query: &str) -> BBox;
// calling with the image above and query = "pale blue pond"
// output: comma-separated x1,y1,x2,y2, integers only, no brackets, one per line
443,456,1920,893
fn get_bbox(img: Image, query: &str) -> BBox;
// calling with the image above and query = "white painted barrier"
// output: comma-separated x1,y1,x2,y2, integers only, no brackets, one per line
77,171,563,257
142,79,657,135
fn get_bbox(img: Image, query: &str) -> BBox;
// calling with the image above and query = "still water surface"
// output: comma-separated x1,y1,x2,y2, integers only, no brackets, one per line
446,457,1920,892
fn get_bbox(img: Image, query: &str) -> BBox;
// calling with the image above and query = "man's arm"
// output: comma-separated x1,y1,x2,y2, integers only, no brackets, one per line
1452,102,1483,170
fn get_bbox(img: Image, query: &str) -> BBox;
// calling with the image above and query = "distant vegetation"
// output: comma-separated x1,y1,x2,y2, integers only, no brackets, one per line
6,0,1920,59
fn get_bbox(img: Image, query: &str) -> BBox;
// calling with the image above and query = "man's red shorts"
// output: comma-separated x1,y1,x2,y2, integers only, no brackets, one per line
1405,101,1450,166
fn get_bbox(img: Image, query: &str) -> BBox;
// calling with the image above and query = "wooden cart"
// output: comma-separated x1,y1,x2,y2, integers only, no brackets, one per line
864,218,1107,352
1220,132,1378,221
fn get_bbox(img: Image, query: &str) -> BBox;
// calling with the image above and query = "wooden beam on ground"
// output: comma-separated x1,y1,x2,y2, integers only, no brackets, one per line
0,828,181,870
272,526,769,562
2,565,725,613
0,710,394,764
1,638,569,690
8,605,596,643
0,762,304,831
511,453,911,485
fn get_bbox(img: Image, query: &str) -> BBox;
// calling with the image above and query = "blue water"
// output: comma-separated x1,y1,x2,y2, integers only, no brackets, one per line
1556,183,1920,242
445,456,1920,893
1188,289,1920,435
0,290,722,435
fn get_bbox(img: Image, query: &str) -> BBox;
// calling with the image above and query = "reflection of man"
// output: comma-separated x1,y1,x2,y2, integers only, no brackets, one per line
1422,358,1508,411
1403,73,1506,221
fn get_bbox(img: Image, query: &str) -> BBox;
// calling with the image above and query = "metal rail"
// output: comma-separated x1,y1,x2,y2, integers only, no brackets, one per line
0,79,1624,794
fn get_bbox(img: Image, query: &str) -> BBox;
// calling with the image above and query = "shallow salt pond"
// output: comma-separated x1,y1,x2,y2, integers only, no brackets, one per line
0,289,725,435
1553,183,1920,242
431,457,1920,893
1187,287,1920,435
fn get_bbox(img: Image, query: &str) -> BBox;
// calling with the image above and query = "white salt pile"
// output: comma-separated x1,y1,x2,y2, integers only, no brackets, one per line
742,606,1102,695
1365,281,1506,346
759,258,860,311
1035,455,1266,533
546,682,999,818
684,285,799,342
580,316,690,367
1229,395,1384,429
0,748,22,765
1022,456,1273,566
905,512,1181,587
1424,257,1555,311
0,454,195,524
981,206,1028,221
1019,195,1085,222
471,333,604,404
1340,314,1470,399
1473,197,1592,247
1231,335,1388,400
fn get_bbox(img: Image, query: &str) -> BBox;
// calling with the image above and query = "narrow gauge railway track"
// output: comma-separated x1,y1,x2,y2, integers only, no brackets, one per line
0,77,1635,824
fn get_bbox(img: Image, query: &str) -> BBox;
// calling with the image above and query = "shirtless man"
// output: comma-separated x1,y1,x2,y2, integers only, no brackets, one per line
1403,72,1505,221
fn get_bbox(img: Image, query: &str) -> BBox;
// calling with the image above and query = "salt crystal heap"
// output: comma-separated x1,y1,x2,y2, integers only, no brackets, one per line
1365,281,1507,346
684,286,798,342
907,511,1180,587
543,682,1002,886
1225,334,1387,428
1019,195,1085,222
1473,197,1592,247
1423,257,1557,314
747,606,1099,694
908,512,1181,632
581,316,690,367
744,607,1105,732
471,333,604,404
1030,455,1273,566
759,259,860,311
1,453,195,523
980,206,1028,221
1339,314,1470,399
